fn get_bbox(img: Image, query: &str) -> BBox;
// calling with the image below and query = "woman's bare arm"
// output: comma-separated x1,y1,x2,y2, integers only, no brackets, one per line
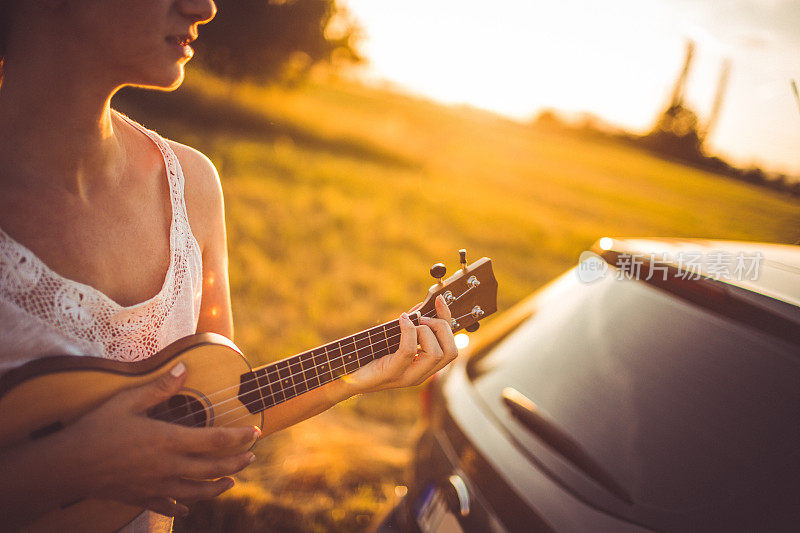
173,141,234,339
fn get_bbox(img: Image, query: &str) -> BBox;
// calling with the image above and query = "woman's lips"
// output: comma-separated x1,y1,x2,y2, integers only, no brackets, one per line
166,35,195,58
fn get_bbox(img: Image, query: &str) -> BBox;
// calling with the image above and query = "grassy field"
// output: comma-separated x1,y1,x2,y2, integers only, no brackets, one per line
116,69,799,532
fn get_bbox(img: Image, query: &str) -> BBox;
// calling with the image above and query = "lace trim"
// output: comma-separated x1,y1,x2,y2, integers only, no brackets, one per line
0,114,203,361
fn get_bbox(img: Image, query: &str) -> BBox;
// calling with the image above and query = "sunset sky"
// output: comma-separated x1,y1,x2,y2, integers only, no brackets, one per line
342,0,800,176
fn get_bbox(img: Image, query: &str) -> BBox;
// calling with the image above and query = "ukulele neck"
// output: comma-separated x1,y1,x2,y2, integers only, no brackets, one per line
237,313,422,414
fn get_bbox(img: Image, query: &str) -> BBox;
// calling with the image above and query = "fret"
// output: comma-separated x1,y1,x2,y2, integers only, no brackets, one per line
288,355,306,395
384,322,395,355
386,320,404,352
351,332,370,371
312,349,327,366
370,323,391,359
275,360,295,399
362,329,376,365
302,349,322,389
289,357,302,386
333,339,350,378
266,365,282,403
292,353,310,394
383,320,401,354
318,345,334,384
255,368,272,410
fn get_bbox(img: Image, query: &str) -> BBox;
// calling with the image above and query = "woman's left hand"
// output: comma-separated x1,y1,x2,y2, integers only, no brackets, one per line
343,295,459,394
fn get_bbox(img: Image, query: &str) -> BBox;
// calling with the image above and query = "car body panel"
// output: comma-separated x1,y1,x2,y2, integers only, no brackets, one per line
381,239,800,533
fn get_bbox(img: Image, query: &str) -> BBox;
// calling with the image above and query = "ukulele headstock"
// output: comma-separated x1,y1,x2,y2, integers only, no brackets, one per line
417,249,498,333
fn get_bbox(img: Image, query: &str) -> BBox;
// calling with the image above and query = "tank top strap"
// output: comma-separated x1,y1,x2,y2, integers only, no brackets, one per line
111,111,204,344
115,112,184,205
114,112,199,259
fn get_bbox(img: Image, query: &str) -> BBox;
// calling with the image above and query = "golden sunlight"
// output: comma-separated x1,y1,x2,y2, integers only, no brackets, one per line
343,0,800,174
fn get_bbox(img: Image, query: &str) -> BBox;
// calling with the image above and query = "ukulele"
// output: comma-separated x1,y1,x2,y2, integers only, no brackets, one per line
0,251,498,533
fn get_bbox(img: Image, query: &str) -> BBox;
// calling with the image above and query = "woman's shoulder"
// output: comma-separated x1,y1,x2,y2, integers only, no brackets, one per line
112,111,223,212
113,111,225,252
166,139,222,200
165,139,224,254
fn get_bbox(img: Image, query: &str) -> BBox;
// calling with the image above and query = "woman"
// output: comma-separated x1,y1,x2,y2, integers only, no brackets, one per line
0,1,457,530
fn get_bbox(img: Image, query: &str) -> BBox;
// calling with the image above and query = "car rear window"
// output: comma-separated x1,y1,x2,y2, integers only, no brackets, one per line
469,271,800,513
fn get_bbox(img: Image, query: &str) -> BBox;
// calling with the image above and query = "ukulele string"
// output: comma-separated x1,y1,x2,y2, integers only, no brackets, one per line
200,306,482,427
170,298,477,427
169,291,479,427
188,307,481,429
166,286,479,426
164,314,429,426
169,318,423,428
204,286,476,410
170,325,411,425
211,308,481,429
214,301,472,412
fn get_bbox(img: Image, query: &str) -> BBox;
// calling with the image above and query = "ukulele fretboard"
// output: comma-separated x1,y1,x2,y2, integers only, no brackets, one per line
238,313,421,413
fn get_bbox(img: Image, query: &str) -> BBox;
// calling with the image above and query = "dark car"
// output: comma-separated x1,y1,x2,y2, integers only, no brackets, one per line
377,238,800,533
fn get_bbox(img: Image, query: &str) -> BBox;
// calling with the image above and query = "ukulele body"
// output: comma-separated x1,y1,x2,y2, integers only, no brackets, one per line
0,333,262,533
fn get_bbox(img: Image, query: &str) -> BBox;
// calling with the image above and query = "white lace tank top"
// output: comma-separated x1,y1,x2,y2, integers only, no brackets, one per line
0,113,203,371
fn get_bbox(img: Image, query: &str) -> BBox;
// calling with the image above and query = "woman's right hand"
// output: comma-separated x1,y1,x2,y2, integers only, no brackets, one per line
62,362,260,517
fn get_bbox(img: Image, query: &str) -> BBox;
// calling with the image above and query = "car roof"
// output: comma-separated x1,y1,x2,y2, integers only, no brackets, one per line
592,237,800,308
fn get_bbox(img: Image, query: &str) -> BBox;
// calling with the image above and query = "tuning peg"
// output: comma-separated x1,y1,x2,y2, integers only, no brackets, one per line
465,322,480,332
430,263,447,285
459,249,467,271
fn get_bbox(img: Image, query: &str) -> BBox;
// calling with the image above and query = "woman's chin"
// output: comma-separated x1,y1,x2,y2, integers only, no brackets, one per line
162,69,186,92
131,65,187,92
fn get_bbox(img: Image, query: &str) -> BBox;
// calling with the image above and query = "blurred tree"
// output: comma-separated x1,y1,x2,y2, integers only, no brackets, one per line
194,0,362,82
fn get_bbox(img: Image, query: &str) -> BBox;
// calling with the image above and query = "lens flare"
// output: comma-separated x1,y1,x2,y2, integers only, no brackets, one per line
455,333,470,349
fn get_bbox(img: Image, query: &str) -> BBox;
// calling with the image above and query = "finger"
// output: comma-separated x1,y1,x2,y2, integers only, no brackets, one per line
434,294,452,320
418,315,458,364
119,362,188,412
398,313,419,357
364,313,418,391
418,325,459,377
380,313,419,378
169,424,261,454
426,344,458,376
162,477,235,502
174,451,256,479
398,325,443,386
416,325,444,363
142,497,189,518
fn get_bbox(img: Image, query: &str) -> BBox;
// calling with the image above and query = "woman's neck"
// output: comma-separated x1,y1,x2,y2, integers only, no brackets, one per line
0,48,127,198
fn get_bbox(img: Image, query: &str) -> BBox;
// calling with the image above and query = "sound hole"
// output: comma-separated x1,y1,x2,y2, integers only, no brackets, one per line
147,394,207,427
